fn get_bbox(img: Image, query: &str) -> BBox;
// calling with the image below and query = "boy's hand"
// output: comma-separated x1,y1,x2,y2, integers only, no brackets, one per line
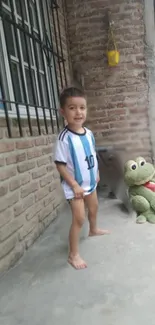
72,183,85,199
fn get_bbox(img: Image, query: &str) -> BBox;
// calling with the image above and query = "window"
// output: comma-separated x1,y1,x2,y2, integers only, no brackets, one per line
0,0,67,136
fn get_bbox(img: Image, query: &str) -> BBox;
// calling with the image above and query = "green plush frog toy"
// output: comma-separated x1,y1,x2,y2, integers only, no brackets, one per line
124,156,155,224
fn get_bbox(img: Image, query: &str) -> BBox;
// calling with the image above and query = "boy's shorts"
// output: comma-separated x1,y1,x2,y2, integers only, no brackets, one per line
67,198,74,204
66,186,97,204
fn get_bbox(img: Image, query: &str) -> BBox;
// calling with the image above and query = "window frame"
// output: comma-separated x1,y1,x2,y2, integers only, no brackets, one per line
0,0,60,120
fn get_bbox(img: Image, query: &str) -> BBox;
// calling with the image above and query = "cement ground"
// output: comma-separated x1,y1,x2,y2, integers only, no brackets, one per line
0,193,155,325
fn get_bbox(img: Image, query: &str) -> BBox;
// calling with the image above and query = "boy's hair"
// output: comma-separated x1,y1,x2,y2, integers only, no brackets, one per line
60,86,86,108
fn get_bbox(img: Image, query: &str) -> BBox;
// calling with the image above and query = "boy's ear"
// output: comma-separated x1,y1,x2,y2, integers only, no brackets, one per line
59,108,64,116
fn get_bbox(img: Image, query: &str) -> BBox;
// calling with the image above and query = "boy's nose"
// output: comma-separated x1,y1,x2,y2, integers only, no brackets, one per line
76,108,81,115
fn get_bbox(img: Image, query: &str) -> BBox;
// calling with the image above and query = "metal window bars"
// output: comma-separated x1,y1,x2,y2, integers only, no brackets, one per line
0,0,67,137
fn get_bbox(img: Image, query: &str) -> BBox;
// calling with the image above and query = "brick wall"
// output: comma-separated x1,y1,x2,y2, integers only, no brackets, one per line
54,0,72,90
0,132,66,274
0,0,71,274
66,0,152,161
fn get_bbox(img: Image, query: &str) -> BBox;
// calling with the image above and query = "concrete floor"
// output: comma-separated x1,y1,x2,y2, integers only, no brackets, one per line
0,194,155,325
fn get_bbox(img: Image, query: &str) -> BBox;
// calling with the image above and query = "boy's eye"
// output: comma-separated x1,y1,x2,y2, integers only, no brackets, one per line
80,106,85,110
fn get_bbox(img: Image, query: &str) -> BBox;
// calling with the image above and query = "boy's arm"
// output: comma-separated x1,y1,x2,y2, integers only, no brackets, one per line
97,170,100,183
90,130,100,182
56,163,77,188
54,138,76,187
56,163,84,198
54,138,84,198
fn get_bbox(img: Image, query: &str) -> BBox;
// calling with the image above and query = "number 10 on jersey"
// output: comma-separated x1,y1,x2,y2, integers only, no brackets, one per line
85,155,95,170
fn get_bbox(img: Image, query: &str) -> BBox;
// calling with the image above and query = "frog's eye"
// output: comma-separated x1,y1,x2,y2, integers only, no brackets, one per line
136,157,146,167
125,160,138,172
140,160,145,166
130,163,137,170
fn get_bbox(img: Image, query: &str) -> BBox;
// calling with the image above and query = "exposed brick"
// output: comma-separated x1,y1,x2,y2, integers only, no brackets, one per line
14,195,34,217
6,153,26,165
46,164,55,173
27,148,42,159
42,147,52,155
24,225,40,249
0,184,8,197
0,209,13,228
35,186,50,202
0,142,14,153
0,235,17,260
21,182,38,198
16,140,34,149
32,167,47,179
88,110,107,119
0,218,23,242
0,192,19,213
0,242,24,273
52,168,60,179
9,192,19,206
17,161,36,173
20,174,31,186
40,174,53,187
7,175,28,198
107,109,126,117
56,201,67,216
14,204,23,218
37,156,50,167
0,166,17,181
42,210,57,229
66,0,151,156
109,121,129,129
53,196,63,209
25,203,42,221
48,135,57,143
9,178,21,191
50,179,60,191
0,128,4,139
0,157,5,167
39,203,54,221
44,195,54,207
35,138,46,146
0,0,69,273
18,217,38,241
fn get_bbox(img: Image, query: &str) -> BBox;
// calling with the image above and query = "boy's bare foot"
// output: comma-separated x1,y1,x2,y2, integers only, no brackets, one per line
89,228,110,236
68,254,87,270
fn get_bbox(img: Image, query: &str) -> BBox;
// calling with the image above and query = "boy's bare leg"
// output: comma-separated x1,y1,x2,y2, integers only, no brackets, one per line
68,198,87,269
84,190,110,236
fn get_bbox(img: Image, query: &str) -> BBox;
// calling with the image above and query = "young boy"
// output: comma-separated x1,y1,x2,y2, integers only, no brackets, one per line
54,86,109,270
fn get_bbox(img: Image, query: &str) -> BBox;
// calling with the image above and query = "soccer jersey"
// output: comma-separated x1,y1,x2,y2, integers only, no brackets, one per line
54,126,98,199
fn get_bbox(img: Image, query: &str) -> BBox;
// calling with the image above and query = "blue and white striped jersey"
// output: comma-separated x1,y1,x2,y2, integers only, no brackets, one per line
54,126,98,199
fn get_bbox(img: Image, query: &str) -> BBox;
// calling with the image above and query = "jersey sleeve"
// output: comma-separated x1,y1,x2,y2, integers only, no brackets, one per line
90,131,96,150
90,131,99,171
54,138,68,165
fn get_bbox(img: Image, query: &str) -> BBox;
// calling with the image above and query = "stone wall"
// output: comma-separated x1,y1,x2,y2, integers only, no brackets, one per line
66,0,152,161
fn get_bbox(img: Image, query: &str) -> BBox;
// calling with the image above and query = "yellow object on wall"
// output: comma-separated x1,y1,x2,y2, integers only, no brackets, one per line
107,50,120,67
107,19,120,67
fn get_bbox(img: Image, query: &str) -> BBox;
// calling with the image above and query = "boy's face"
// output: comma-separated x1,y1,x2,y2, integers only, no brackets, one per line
60,96,87,127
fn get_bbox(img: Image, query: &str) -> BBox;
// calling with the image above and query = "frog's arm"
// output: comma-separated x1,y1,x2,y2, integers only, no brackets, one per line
130,195,150,213
130,186,155,211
